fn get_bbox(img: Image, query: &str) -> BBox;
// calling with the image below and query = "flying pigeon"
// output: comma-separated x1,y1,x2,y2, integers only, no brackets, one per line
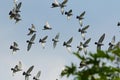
77,38,91,54
42,22,52,30
33,71,41,80
26,34,36,51
78,25,89,40
65,9,73,20
10,42,20,53
108,36,115,51
11,61,22,76
27,24,36,36
39,35,48,49
59,0,68,15
63,37,73,53
52,33,60,48
23,65,34,80
95,33,105,50
51,0,68,15
76,11,85,27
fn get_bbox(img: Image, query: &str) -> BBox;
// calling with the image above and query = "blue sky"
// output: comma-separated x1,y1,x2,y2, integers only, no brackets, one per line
1,0,120,80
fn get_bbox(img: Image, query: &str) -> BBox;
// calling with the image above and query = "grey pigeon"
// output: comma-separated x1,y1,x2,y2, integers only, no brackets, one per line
51,0,68,15
95,33,105,50
11,61,22,76
42,22,52,30
76,11,85,27
23,65,34,80
10,42,20,53
63,37,73,53
59,0,68,15
52,33,60,48
33,71,41,80
65,9,73,20
27,24,36,36
77,38,91,54
39,35,48,49
78,25,89,40
108,36,115,51
26,34,36,51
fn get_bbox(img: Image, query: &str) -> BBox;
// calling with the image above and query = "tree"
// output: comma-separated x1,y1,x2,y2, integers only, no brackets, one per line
60,46,120,80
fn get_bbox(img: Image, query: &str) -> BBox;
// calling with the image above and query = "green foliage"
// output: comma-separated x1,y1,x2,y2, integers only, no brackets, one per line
60,48,120,80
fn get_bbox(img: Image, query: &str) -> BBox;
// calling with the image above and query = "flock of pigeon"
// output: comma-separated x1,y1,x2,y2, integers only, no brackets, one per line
9,0,120,80
11,61,41,80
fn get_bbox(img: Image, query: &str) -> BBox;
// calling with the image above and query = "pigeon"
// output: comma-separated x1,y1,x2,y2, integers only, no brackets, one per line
52,33,60,48
79,60,87,68
65,9,73,20
117,22,120,26
108,36,115,51
77,38,91,54
10,42,20,53
51,0,59,8
33,71,41,80
51,0,68,15
23,65,34,80
95,33,105,50
63,37,73,53
78,25,89,40
76,11,85,27
39,35,48,49
27,24,36,36
26,34,36,51
11,61,22,76
59,0,68,15
42,22,52,30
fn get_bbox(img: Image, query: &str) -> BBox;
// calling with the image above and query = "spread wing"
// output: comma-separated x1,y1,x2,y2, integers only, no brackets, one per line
55,33,60,39
80,11,85,18
42,36,48,41
27,43,32,51
31,24,35,30
68,9,72,13
61,0,68,5
30,34,36,41
46,22,51,28
66,37,73,44
18,61,22,69
14,42,18,47
54,0,59,5
84,38,91,45
98,33,105,43
36,71,41,78
82,25,89,31
26,65,34,74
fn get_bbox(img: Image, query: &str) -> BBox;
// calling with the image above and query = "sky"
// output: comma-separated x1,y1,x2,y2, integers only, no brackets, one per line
1,0,120,80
